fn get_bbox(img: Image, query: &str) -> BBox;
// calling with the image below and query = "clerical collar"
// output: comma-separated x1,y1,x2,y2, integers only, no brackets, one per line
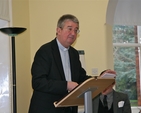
56,38,69,51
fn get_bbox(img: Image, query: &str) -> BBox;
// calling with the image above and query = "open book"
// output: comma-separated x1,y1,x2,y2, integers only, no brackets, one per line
100,73,116,78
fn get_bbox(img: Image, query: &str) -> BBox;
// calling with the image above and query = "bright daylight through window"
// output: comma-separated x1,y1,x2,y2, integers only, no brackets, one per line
113,25,141,106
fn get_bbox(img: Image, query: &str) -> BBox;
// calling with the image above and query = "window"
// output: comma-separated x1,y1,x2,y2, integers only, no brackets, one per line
0,0,11,112
113,25,141,106
0,21,12,113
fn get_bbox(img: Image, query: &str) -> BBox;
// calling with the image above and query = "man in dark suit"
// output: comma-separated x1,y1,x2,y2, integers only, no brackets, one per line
92,70,132,113
28,14,91,113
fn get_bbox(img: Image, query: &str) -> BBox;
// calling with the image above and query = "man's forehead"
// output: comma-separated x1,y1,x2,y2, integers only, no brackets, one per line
66,26,79,29
64,20,78,26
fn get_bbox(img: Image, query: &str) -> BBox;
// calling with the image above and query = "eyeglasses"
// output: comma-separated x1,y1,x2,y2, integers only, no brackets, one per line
60,26,80,34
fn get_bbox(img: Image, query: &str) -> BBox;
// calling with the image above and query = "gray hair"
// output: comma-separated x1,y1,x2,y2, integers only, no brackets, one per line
57,14,79,28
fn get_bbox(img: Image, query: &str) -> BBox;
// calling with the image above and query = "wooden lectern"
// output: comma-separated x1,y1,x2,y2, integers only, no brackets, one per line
54,77,115,113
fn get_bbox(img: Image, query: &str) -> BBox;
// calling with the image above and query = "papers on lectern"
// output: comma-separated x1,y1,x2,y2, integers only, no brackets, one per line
100,73,116,78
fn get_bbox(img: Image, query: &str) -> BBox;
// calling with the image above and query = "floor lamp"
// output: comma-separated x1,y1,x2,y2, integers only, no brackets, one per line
0,27,26,113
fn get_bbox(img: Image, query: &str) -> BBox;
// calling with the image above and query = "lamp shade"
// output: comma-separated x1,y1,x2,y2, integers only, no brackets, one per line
0,27,26,36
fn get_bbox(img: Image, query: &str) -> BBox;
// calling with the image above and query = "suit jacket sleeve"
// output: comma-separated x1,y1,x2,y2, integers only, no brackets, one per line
31,42,68,95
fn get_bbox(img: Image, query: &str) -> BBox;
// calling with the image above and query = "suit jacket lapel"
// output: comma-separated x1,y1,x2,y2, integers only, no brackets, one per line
51,38,66,80
113,90,118,113
68,48,75,81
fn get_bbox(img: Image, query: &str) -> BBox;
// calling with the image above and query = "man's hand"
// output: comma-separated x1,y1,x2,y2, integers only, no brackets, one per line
67,81,78,91
104,69,116,75
99,69,116,78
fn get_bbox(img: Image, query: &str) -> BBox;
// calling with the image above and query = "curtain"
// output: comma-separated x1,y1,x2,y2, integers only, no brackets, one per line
106,0,141,26
0,0,11,112
0,0,10,27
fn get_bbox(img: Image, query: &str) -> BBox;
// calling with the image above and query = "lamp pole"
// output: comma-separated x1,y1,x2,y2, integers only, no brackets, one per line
0,27,26,113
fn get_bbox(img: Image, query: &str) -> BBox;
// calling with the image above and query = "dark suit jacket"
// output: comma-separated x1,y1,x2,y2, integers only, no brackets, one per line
92,90,132,113
29,38,90,113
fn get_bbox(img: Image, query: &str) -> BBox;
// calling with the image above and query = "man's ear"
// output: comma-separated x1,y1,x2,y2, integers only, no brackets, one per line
56,27,61,35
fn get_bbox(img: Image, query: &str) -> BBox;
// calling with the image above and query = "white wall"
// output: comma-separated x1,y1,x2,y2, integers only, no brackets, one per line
0,23,12,113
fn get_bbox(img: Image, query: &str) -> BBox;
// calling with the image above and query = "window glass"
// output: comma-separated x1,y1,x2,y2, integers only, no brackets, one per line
113,25,137,43
113,25,141,106
114,46,138,106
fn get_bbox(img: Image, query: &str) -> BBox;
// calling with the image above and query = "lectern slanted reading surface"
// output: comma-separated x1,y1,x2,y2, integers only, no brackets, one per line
54,77,115,107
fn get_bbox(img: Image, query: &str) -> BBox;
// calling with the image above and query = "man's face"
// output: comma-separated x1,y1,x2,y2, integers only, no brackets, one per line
102,84,114,95
56,20,79,48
